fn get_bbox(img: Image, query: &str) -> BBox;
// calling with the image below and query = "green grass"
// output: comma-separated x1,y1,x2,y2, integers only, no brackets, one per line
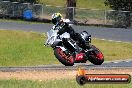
75,9,105,19
0,30,132,66
0,30,58,66
92,39,132,61
38,0,109,10
0,79,131,88
38,0,109,20
0,19,50,24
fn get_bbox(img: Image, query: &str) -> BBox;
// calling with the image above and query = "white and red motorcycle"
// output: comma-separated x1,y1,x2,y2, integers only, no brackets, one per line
45,28,104,66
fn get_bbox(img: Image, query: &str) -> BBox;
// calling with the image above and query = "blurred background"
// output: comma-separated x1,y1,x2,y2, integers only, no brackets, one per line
0,0,131,28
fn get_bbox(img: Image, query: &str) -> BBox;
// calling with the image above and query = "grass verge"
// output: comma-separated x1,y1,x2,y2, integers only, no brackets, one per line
39,0,109,9
0,19,50,24
0,30,58,66
0,79,131,88
92,39,132,61
0,30,132,66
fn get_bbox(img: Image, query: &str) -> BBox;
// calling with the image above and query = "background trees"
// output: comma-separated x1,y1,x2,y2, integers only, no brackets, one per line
105,0,132,28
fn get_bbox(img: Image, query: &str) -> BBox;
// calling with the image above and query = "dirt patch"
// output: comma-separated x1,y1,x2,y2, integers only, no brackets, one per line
0,69,132,81
0,70,76,81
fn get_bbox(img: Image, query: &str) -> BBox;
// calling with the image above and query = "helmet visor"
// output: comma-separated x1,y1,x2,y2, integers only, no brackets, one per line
52,18,57,25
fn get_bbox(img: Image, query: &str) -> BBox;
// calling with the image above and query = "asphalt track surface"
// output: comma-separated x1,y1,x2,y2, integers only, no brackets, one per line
0,21,132,71
0,59,132,71
0,21,132,42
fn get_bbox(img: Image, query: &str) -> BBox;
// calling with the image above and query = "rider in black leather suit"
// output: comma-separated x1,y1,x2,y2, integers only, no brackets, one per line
51,13,90,50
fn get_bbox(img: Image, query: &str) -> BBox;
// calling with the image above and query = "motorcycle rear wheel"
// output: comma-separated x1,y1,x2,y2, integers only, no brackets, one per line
54,47,74,66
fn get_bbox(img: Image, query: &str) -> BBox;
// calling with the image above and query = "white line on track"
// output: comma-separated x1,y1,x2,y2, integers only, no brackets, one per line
125,61,130,62
113,62,119,63
103,59,132,64
94,38,132,43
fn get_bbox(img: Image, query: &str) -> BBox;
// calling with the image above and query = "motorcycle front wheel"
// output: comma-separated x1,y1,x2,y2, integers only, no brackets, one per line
54,47,74,66
88,45,104,65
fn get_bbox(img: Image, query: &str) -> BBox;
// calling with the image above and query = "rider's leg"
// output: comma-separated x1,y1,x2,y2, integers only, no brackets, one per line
62,38,76,53
71,32,90,50
66,26,90,50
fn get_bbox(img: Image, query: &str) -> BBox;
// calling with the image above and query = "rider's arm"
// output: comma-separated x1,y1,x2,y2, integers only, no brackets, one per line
51,22,61,30
57,22,69,35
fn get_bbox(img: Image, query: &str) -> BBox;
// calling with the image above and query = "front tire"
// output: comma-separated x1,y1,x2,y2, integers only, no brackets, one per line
88,45,104,65
54,47,74,66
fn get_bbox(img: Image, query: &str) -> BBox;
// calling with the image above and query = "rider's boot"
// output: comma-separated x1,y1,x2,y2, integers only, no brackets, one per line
76,33,91,50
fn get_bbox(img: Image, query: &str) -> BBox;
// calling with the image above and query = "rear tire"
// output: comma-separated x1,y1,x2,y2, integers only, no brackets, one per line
88,45,104,65
54,47,74,66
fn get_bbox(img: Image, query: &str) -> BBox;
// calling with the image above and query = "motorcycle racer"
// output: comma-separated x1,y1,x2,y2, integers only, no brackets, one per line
45,13,104,65
51,13,90,50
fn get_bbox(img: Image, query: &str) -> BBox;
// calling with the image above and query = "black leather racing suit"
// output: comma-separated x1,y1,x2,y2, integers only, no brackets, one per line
56,22,89,50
